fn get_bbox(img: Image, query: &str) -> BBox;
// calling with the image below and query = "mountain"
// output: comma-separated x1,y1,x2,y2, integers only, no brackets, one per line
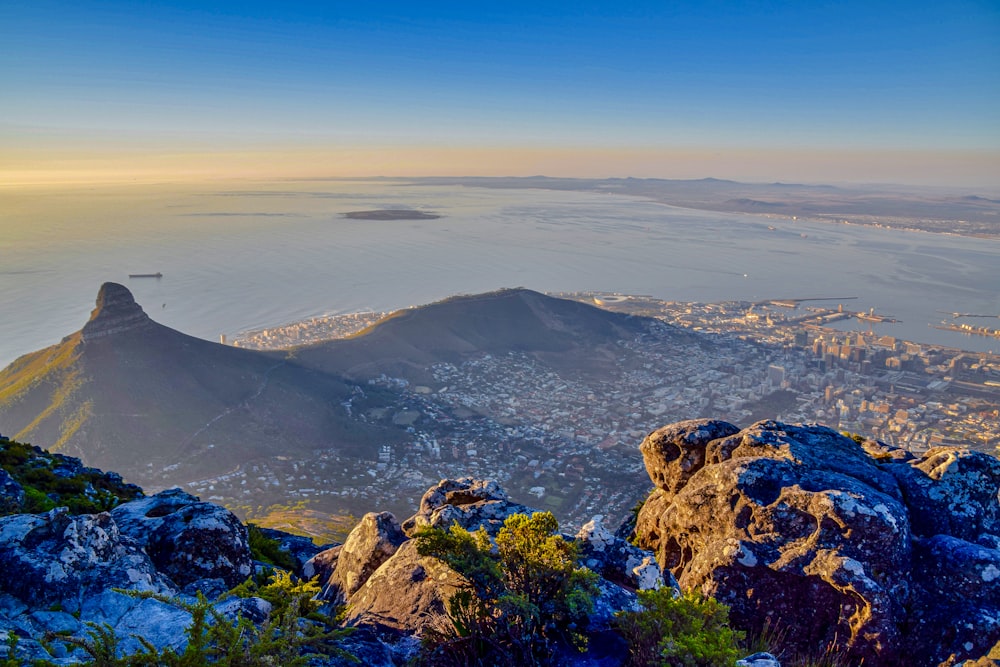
293,287,656,382
0,283,395,486
0,285,668,496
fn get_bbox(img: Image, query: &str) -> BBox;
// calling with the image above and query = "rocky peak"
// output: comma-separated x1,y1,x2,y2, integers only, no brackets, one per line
81,282,152,342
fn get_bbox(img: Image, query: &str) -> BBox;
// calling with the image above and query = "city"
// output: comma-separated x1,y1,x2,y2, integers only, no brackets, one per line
180,293,1000,535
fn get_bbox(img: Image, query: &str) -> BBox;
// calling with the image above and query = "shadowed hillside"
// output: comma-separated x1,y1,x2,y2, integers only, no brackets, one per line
0,284,396,485
293,288,658,382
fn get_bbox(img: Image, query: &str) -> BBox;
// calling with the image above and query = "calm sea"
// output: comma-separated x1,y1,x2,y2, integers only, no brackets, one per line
2,178,999,367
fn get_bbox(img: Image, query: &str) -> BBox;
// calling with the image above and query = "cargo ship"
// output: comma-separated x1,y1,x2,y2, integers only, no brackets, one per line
128,272,162,279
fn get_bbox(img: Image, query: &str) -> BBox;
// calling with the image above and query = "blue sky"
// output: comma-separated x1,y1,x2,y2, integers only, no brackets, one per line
2,1,998,185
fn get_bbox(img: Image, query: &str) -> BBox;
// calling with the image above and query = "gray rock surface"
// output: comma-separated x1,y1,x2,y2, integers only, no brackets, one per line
890,447,1000,541
0,508,174,612
111,488,253,588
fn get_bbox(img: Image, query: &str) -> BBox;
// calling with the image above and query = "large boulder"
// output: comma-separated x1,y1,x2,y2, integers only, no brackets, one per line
636,420,913,665
323,512,406,603
111,488,253,589
0,508,174,612
345,539,466,633
634,418,1000,667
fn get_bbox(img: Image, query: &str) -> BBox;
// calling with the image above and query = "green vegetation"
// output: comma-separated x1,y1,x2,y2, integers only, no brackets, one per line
246,523,297,570
38,572,354,666
614,588,745,667
0,437,142,516
413,511,599,667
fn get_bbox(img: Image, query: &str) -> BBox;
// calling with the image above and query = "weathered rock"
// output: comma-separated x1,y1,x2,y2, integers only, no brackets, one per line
305,544,342,583
324,512,406,603
639,419,740,495
401,477,533,537
0,508,174,612
737,653,781,667
345,539,465,632
0,468,24,514
112,596,193,657
889,447,1000,541
906,535,1000,665
576,515,672,592
111,488,252,588
635,420,912,666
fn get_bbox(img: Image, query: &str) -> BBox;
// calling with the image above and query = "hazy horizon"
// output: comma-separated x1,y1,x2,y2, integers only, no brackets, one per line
3,1,998,188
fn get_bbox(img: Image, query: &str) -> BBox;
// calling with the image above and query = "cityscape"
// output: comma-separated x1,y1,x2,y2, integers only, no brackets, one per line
192,292,1000,533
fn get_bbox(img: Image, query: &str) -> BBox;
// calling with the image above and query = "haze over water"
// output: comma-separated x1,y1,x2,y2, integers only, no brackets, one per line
2,178,999,366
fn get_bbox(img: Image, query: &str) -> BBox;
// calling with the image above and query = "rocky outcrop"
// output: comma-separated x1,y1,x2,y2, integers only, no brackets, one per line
111,488,253,589
401,477,534,537
634,418,1000,667
322,512,406,603
80,282,153,342
318,476,668,659
0,507,175,611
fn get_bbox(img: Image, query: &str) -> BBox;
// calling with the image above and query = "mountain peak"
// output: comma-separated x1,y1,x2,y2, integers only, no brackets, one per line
81,282,152,342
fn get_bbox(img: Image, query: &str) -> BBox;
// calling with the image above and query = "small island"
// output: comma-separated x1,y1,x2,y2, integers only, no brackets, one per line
342,209,441,220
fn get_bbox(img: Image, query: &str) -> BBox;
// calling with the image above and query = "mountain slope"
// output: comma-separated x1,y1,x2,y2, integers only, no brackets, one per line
0,283,394,485
293,288,655,381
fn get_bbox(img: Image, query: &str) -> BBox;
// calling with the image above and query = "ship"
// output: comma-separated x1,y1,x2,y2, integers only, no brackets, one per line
128,272,163,279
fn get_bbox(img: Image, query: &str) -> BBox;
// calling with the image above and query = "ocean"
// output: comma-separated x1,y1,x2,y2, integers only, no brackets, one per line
2,178,999,367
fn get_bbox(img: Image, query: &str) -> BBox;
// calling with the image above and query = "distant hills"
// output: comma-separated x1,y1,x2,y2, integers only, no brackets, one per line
293,287,654,383
0,284,665,490
413,176,1000,237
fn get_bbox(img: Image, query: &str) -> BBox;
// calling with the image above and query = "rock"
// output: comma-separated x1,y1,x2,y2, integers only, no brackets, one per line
112,595,192,657
907,535,1000,664
80,282,153,342
0,508,174,612
576,515,673,592
639,419,740,494
889,447,1000,541
737,653,782,667
304,544,341,583
323,512,406,603
345,539,465,632
635,420,911,666
213,596,272,625
111,488,253,589
0,468,24,514
401,477,533,537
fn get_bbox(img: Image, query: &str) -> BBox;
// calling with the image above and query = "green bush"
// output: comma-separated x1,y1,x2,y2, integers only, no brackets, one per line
246,523,298,571
413,511,599,667
615,587,745,667
1,438,142,517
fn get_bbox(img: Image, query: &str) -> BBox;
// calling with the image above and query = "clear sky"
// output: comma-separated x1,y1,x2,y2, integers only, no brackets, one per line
2,1,999,187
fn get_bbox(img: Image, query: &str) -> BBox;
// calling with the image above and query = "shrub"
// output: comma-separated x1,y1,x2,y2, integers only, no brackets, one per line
413,511,598,667
246,523,298,571
615,587,745,667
